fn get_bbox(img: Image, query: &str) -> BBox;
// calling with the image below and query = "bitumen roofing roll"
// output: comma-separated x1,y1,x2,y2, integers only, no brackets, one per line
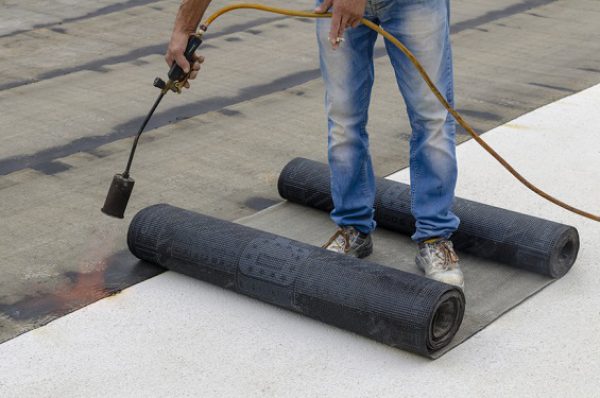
128,204,465,357
277,158,579,278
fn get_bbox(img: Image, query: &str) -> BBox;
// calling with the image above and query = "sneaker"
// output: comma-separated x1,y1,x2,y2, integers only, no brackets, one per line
322,226,373,258
415,238,464,289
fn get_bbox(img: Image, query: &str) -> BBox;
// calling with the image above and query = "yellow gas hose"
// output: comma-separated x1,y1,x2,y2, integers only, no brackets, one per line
200,3,600,223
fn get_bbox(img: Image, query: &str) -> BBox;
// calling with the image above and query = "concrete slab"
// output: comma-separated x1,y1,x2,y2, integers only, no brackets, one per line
1,81,599,398
0,0,166,37
2,0,600,165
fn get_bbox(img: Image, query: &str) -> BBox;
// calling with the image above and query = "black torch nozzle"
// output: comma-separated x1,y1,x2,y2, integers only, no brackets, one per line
101,173,135,218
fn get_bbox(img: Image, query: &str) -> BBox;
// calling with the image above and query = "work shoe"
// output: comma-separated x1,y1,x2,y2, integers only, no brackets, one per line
322,226,373,258
415,238,464,289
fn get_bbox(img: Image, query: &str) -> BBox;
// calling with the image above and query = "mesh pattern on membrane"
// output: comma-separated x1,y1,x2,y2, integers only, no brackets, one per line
278,158,579,278
128,204,465,357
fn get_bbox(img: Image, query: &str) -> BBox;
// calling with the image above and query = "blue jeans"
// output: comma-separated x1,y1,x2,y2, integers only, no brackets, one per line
317,0,459,242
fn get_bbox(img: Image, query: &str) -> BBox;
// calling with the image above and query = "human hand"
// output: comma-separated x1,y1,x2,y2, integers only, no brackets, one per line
314,0,367,49
165,31,205,88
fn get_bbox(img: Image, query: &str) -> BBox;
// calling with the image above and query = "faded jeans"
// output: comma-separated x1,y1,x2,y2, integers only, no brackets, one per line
317,0,459,242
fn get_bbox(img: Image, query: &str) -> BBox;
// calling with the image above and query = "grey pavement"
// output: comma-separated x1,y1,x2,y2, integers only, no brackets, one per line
1,0,599,345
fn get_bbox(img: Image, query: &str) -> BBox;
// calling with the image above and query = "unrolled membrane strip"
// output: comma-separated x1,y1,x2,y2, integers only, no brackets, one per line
277,158,580,278
128,204,465,357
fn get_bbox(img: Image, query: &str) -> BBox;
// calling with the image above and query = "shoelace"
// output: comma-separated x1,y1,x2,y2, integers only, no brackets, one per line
433,241,459,268
322,228,352,252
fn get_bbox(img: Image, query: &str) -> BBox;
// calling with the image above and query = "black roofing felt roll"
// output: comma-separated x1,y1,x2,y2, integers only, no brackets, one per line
277,158,579,278
128,204,465,357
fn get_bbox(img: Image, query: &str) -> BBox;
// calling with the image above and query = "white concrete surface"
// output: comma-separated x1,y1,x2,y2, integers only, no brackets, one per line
1,85,599,397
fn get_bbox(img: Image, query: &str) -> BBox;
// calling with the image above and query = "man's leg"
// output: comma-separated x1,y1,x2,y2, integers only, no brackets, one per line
380,0,463,287
317,8,379,236
380,0,459,242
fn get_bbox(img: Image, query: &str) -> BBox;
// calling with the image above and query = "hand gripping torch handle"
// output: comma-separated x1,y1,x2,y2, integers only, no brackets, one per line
168,34,203,82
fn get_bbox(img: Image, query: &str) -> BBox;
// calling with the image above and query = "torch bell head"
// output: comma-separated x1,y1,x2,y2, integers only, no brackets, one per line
101,173,135,219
